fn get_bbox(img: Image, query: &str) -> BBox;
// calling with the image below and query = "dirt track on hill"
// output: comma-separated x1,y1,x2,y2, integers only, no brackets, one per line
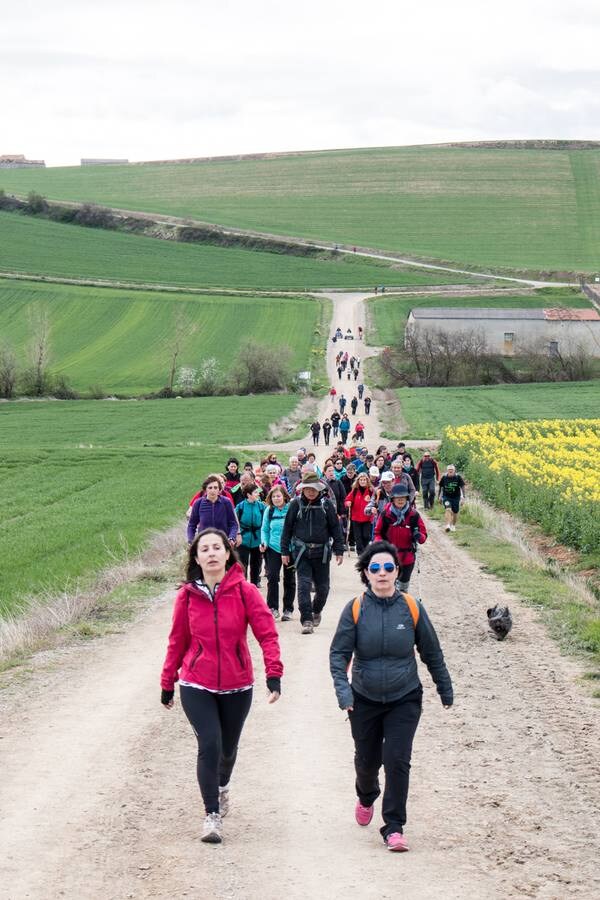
1,294,599,900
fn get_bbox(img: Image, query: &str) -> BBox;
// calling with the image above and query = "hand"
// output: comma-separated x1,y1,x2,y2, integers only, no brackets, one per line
336,556,343,566
259,543,266,553
235,534,242,547
267,691,280,704
161,689,174,709
281,555,290,566
344,706,354,712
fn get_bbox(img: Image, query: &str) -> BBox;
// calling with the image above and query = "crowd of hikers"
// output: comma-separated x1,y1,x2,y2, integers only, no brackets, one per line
160,324,459,852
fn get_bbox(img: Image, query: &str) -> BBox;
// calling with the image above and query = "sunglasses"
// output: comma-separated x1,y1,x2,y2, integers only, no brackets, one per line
368,562,396,573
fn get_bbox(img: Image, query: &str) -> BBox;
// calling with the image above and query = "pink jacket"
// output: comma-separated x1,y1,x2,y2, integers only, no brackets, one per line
160,563,283,691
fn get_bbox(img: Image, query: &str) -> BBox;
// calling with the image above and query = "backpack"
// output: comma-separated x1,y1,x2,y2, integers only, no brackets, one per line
379,506,419,542
351,592,419,628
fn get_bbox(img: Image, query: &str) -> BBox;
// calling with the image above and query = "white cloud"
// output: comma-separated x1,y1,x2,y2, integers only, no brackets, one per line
4,0,600,165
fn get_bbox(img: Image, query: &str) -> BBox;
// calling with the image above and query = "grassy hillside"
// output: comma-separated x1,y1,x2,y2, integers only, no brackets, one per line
0,280,325,394
0,211,468,290
367,287,593,345
0,396,294,615
3,146,600,271
395,381,600,439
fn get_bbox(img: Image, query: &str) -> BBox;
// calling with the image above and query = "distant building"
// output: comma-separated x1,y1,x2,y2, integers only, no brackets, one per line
406,307,600,357
80,159,129,166
0,154,45,168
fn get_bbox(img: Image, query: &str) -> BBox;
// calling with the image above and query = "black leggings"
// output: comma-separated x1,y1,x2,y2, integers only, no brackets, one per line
238,544,262,586
352,520,372,555
265,546,296,612
180,686,253,814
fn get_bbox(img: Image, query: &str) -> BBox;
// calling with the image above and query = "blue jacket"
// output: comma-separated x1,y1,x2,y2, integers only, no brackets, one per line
330,588,453,708
237,499,266,548
261,504,289,553
187,495,239,544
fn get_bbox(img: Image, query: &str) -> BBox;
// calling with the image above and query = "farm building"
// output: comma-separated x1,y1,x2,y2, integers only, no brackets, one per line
0,154,45,168
80,159,129,166
405,307,600,357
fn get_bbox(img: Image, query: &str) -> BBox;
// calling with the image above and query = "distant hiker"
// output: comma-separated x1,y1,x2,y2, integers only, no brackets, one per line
280,473,344,634
236,484,266,586
357,382,364,400
339,394,347,413
354,420,365,442
345,472,375,555
324,461,347,517
337,365,343,380
438,465,466,532
402,455,420,494
339,414,351,445
358,325,363,340
374,484,427,590
311,420,321,446
322,418,332,446
260,485,296,621
187,475,239,546
329,541,453,852
353,368,359,381
160,528,283,845
331,410,341,437
351,396,358,415
416,451,440,510
223,457,242,504
390,459,416,505
329,386,337,404
363,396,372,415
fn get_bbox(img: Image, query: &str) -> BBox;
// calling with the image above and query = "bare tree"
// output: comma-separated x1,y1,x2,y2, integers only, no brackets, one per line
28,305,52,395
167,310,197,393
0,343,18,398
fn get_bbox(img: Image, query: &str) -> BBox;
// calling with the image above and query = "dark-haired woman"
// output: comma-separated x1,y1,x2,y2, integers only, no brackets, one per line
260,485,296,620
236,484,266,586
223,457,242,504
187,475,239,546
329,541,453,852
161,528,283,844
345,472,375,555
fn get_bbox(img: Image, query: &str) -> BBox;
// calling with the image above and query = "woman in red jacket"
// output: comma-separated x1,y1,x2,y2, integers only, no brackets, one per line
160,528,284,845
345,472,375,555
374,484,427,590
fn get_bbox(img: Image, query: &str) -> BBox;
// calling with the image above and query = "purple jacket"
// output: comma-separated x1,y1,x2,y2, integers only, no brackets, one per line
187,495,239,544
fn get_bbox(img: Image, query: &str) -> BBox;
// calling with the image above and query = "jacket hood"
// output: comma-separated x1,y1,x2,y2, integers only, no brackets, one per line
186,561,245,597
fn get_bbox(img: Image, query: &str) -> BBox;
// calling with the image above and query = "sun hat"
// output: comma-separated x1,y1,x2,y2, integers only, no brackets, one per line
300,472,328,492
381,471,394,481
391,483,410,497
369,466,380,477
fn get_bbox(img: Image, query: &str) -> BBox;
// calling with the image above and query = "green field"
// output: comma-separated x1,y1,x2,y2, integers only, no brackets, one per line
0,396,292,615
396,381,600,439
3,146,600,271
0,211,468,290
0,280,326,394
367,287,593,345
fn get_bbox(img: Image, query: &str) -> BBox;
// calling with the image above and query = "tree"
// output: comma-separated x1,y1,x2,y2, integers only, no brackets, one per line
26,191,48,214
27,304,52,395
230,340,291,393
0,343,18,398
166,311,197,393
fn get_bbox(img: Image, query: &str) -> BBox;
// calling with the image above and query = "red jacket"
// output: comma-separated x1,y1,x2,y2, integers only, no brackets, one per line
160,563,283,692
346,485,375,523
374,503,427,564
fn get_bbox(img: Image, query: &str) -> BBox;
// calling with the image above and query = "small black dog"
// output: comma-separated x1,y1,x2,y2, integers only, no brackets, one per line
487,605,513,641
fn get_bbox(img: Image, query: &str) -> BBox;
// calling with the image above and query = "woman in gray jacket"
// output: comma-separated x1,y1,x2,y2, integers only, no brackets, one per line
329,541,453,852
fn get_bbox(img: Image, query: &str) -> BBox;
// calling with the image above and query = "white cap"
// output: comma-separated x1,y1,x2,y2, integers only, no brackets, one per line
381,471,394,481
369,466,380,477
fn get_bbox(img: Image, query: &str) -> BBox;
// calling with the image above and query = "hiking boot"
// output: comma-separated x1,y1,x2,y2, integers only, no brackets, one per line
386,832,409,852
271,608,280,620
281,610,293,621
444,524,451,532
449,524,456,532
313,613,322,627
355,800,374,826
201,812,223,844
219,785,230,818
301,621,314,634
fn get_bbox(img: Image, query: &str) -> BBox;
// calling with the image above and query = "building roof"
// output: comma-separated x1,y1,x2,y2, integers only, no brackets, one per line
410,307,600,322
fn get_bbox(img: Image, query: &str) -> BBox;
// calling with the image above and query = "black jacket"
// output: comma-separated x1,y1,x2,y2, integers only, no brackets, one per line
280,494,344,557
327,477,347,516
329,588,453,708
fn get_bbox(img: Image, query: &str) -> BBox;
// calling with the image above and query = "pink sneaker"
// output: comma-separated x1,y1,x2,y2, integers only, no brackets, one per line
355,800,374,826
386,832,409,852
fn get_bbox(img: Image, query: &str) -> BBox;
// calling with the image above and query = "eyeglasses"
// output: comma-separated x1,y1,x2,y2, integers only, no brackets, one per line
368,562,396,573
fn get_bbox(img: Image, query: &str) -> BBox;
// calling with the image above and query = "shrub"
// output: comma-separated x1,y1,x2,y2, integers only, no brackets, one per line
229,340,291,393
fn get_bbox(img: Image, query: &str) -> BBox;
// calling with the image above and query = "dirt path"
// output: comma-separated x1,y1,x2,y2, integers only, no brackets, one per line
1,296,599,900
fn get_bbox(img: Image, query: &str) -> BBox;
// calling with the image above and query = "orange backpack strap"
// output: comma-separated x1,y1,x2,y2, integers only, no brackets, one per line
351,595,362,625
402,591,420,628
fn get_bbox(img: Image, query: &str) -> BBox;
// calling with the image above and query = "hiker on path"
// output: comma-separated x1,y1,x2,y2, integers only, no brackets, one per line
339,394,347,413
374,484,427,590
365,470,395,518
339,414,351,445
329,541,453,852
416,451,440,510
345,472,376,555
322,418,332,446
187,475,239,546
331,410,341,438
283,456,301,494
236,484,266,586
354,420,365,442
402,455,420,496
364,396,372,415
353,368,359,381
260,486,296,621
311,420,321,447
337,365,343,380
390,459,416,505
351,396,358,415
438,465,466,532
329,387,337,405
324,461,347,518
358,325,363,340
160,528,283,845
357,382,365,400
223,458,242,505
280,473,344,634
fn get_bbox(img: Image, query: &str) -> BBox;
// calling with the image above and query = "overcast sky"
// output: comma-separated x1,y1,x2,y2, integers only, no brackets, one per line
5,0,600,167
